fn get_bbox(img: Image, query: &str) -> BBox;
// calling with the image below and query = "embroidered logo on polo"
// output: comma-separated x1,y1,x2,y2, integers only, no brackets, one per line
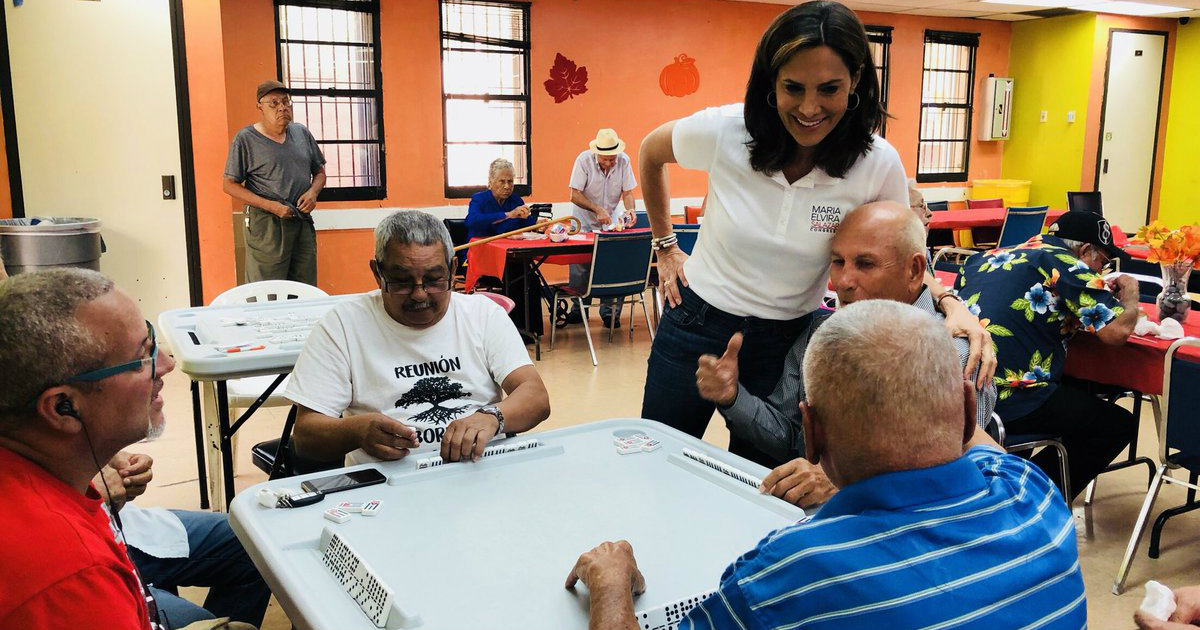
810,205,843,233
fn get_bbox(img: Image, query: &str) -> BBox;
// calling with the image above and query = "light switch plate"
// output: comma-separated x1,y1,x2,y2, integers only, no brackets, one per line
1040,110,1048,123
1067,111,1076,123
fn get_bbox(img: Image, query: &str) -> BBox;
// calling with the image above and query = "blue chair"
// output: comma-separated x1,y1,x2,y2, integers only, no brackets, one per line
927,200,950,212
996,205,1049,248
548,231,655,366
1113,337,1200,593
632,212,651,229
674,223,701,255
1067,191,1104,216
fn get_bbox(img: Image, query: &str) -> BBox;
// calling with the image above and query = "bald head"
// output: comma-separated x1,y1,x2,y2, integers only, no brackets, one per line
830,201,928,306
801,300,971,487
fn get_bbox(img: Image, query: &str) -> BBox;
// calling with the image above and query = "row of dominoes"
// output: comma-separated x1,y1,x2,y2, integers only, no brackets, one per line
682,448,762,489
614,434,662,455
324,500,382,523
414,439,541,470
635,590,717,630
322,531,394,628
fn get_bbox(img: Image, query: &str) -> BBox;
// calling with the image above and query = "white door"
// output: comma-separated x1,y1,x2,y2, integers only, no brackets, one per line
5,0,190,318
1097,30,1165,231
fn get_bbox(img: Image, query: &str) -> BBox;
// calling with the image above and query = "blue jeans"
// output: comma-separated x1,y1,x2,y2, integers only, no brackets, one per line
129,510,271,629
641,284,813,468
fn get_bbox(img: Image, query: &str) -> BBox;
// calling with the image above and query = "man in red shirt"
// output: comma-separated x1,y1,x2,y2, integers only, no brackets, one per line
0,268,176,629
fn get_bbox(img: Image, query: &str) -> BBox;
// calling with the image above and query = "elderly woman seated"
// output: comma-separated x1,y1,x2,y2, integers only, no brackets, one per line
466,158,536,241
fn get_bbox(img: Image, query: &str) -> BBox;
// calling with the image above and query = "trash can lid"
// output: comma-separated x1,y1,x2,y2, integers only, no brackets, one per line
0,217,102,233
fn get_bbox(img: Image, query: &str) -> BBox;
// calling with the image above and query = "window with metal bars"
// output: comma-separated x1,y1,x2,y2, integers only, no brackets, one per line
440,0,532,199
865,25,891,137
274,0,385,201
916,30,978,183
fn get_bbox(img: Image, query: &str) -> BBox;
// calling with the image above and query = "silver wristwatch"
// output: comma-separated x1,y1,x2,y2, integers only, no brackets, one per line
478,405,505,437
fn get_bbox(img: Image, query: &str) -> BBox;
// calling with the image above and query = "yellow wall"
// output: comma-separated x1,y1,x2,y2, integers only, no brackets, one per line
1158,20,1200,227
1001,14,1095,209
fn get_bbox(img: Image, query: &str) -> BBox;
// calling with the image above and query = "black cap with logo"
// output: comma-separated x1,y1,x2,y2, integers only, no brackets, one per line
1046,211,1127,260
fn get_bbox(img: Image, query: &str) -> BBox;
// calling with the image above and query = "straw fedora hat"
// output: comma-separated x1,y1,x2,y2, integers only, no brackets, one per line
588,128,626,156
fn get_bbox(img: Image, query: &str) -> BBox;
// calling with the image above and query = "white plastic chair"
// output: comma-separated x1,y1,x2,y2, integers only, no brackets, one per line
209,280,328,473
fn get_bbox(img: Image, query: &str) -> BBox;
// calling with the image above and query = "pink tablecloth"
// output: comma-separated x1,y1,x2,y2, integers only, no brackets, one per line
463,235,594,292
929,208,1067,230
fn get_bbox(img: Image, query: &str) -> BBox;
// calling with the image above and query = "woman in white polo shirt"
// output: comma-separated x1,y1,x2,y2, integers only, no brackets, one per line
639,0,993,465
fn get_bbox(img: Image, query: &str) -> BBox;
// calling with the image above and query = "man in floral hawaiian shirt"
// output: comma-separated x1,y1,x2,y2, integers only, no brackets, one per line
958,211,1140,500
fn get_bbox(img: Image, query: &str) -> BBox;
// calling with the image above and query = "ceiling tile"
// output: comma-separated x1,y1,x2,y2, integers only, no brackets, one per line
897,6,999,14
979,12,1045,18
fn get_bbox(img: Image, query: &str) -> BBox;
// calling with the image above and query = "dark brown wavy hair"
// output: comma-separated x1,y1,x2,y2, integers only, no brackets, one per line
744,1,886,179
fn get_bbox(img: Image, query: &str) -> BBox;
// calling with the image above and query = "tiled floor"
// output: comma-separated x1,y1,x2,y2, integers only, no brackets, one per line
132,302,1199,629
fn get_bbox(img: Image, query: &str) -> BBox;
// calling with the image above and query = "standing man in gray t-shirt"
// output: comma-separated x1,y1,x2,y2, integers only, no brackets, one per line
223,80,326,285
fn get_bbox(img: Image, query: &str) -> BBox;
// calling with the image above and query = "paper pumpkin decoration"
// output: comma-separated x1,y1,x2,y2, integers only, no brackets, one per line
660,54,699,97
544,53,588,103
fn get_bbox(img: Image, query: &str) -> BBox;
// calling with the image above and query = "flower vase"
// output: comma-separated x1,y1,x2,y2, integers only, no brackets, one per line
1157,261,1193,323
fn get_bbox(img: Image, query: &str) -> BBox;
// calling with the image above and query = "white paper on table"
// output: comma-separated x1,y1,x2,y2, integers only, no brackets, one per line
1159,317,1185,339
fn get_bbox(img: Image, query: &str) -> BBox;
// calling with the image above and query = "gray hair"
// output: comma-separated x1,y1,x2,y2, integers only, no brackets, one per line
488,158,515,182
803,300,965,479
0,268,114,419
841,201,926,259
373,211,455,268
1058,237,1086,255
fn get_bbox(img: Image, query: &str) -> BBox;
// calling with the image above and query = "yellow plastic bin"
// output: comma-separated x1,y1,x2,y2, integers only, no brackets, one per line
970,179,1032,207
957,179,1033,248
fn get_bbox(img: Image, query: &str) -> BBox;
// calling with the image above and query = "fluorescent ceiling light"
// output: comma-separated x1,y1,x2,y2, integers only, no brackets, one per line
1069,0,1185,13
980,0,1072,6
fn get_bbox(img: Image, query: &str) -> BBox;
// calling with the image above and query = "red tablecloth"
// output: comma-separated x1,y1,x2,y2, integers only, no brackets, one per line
1067,307,1200,395
464,234,595,292
929,208,1067,230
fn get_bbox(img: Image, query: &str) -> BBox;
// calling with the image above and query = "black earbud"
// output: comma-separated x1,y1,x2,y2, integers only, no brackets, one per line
56,399,80,420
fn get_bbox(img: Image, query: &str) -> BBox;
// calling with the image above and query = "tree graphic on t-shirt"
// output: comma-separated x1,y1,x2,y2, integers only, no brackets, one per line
395,376,472,425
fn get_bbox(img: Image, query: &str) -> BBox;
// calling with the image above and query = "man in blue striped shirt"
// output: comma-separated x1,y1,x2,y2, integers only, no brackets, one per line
566,300,1085,630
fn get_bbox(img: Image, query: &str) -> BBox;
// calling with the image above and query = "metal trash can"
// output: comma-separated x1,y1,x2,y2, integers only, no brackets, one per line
0,217,105,276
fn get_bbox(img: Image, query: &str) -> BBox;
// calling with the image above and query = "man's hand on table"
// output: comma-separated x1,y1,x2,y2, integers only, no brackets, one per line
566,540,646,596
358,414,420,460
441,412,501,463
760,457,837,508
595,208,612,226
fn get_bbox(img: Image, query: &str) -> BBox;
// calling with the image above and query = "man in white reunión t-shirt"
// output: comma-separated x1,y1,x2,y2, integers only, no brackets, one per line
285,211,551,466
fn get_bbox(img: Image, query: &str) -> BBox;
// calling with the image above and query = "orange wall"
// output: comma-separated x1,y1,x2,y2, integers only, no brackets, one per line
860,12,1011,182
183,0,235,304
1082,15,1176,222
199,0,1012,295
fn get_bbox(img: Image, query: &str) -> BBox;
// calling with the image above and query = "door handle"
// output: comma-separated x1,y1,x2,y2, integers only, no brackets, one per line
1102,159,1109,175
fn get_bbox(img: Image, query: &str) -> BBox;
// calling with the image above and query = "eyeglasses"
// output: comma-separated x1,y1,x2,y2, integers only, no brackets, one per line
380,277,451,296
67,320,159,384
259,97,292,109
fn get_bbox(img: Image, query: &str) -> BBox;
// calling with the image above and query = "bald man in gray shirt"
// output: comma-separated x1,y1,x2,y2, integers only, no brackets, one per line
696,202,996,506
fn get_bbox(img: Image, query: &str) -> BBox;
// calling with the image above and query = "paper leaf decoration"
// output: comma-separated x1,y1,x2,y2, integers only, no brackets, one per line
544,53,588,103
660,54,700,97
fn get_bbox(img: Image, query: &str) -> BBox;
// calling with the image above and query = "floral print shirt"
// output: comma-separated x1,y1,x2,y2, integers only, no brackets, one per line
957,234,1124,420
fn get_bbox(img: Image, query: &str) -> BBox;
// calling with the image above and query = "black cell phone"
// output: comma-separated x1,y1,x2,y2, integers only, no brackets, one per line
300,468,387,495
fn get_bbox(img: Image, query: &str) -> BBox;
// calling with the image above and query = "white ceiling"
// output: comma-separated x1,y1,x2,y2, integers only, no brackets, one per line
726,0,1200,19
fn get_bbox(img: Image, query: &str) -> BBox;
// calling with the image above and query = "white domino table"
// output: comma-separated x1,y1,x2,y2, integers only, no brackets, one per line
229,419,806,630
158,294,357,510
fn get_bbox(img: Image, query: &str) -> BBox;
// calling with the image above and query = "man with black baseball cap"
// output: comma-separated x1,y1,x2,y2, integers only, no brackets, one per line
956,211,1140,501
223,79,327,285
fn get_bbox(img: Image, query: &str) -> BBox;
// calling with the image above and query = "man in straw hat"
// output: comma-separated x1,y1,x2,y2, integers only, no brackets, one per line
562,128,639,329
